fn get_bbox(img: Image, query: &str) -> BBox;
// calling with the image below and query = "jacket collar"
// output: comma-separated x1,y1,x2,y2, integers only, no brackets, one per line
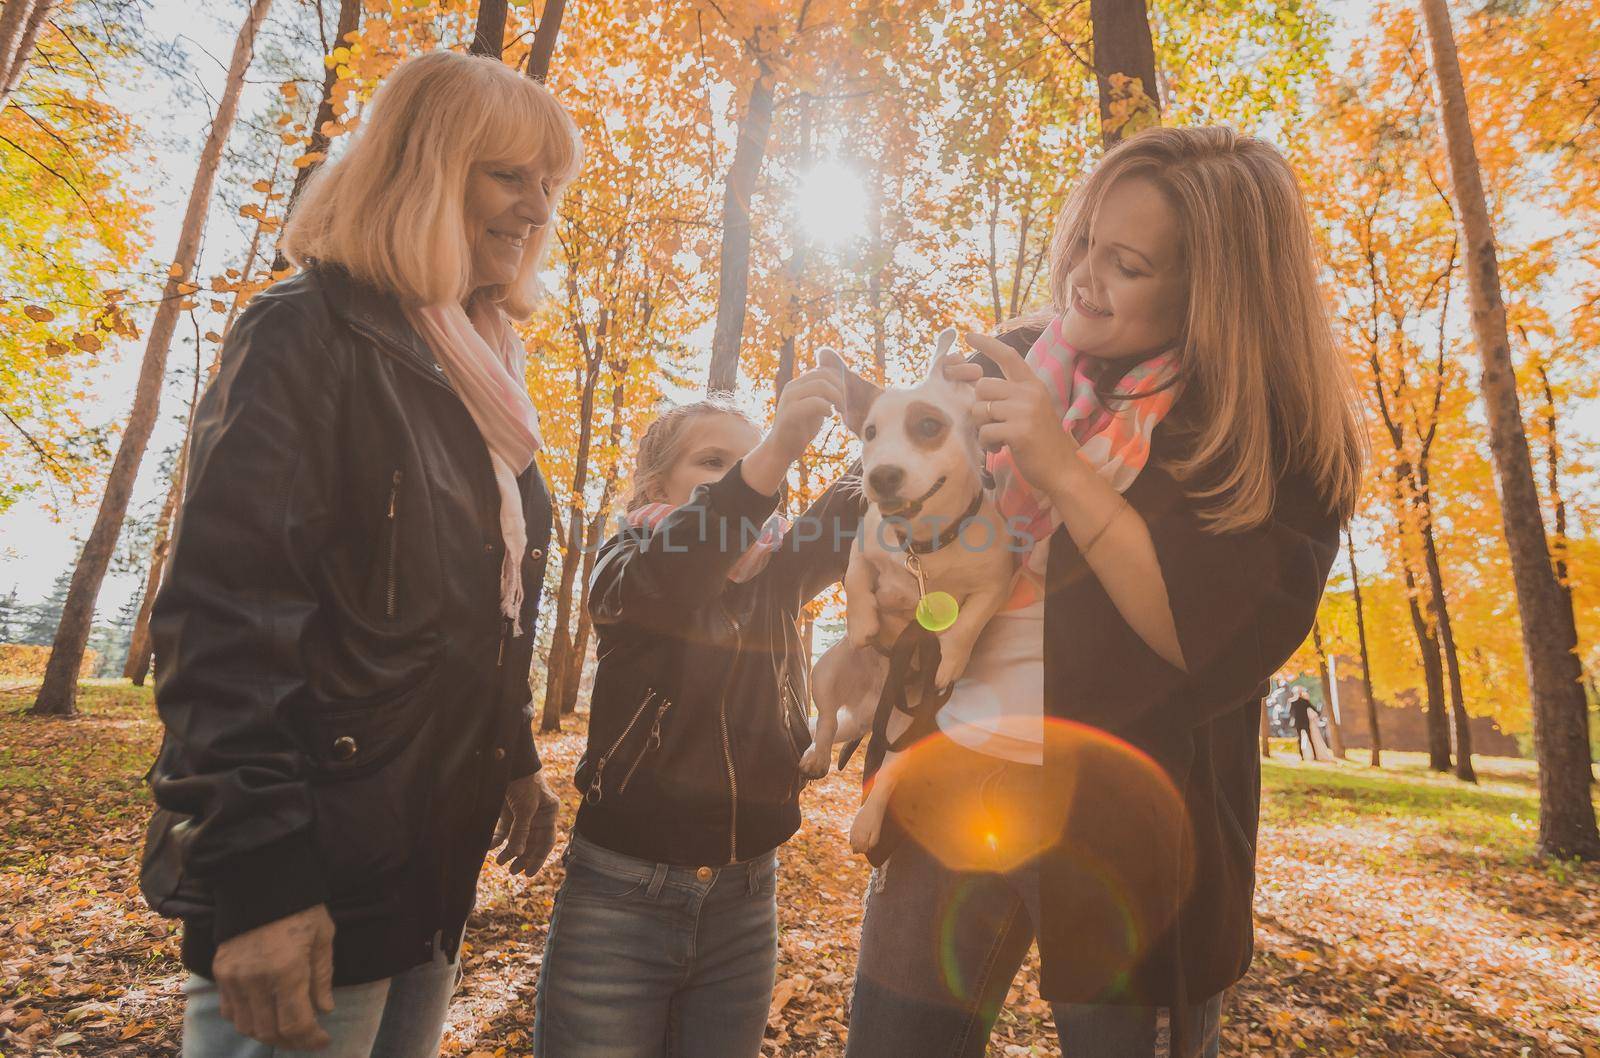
316,265,449,384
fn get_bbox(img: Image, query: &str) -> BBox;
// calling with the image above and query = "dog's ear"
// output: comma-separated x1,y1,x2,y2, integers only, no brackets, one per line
819,348,881,437
922,327,959,382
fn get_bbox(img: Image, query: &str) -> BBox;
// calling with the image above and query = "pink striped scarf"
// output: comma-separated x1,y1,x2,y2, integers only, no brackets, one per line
989,315,1182,586
625,504,790,583
407,299,543,634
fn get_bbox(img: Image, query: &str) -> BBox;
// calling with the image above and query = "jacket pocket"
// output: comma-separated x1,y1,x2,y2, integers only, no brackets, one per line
583,687,667,805
305,659,442,779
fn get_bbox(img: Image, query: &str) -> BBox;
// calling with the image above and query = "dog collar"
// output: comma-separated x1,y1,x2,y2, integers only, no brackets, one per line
895,488,985,556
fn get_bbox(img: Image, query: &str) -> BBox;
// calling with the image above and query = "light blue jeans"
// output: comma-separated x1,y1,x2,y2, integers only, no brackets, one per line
181,942,460,1058
534,833,779,1058
846,837,1222,1058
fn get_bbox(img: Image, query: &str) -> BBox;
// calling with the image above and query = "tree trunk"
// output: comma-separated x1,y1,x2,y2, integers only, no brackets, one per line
1260,697,1272,758
1392,467,1451,771
30,0,274,718
525,0,566,81
271,0,361,274
1346,527,1382,767
1419,0,1599,859
126,140,288,686
706,68,776,394
122,446,185,685
1532,353,1591,778
1312,621,1346,759
0,0,56,111
540,338,603,732
469,0,508,57
1416,479,1475,782
560,509,605,716
1089,0,1161,146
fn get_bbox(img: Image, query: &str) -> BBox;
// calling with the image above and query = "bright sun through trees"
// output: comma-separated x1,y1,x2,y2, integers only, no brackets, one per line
793,160,869,248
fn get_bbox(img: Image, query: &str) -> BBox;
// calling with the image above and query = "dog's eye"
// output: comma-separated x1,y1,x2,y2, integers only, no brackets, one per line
916,417,943,439
863,425,876,441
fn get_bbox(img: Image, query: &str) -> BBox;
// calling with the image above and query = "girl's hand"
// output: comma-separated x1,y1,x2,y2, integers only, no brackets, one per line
961,332,1077,494
770,367,844,462
742,367,844,495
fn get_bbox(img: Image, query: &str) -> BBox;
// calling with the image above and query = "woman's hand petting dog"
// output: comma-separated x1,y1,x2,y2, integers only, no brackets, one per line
741,366,845,496
945,334,1079,496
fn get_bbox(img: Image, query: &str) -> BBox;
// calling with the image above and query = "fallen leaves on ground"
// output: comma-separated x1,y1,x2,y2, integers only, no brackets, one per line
1,684,1596,1056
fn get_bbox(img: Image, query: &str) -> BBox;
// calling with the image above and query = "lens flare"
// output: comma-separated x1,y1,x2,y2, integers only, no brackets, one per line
916,591,959,631
875,717,1194,1002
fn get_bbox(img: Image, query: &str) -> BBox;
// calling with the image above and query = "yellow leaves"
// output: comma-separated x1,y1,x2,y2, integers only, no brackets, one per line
319,120,348,138
279,131,300,146
279,80,299,102
167,263,184,279
204,331,223,343
175,282,199,295
251,179,273,193
210,298,228,312
70,333,102,353
324,46,352,68
293,151,327,169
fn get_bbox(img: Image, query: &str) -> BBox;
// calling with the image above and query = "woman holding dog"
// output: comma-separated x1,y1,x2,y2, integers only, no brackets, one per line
845,126,1365,1058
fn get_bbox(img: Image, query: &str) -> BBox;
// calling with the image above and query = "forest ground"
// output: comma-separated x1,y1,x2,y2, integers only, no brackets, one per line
1,683,1597,1057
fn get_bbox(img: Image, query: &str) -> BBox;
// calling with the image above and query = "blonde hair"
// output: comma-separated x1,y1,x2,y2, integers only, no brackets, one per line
626,401,757,511
1043,126,1365,531
282,51,582,318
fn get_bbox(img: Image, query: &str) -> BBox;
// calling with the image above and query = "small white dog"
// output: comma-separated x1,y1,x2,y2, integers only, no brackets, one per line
805,329,1015,853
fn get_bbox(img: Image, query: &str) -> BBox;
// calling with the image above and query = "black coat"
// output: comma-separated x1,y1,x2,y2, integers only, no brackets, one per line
979,329,1340,1008
139,266,554,986
575,461,865,865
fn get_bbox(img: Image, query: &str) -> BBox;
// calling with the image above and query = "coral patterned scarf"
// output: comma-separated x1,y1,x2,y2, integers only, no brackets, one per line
988,316,1182,605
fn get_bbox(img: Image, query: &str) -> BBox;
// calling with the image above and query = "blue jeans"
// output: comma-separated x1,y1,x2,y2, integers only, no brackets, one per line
847,837,1222,1058
534,833,779,1058
181,941,460,1058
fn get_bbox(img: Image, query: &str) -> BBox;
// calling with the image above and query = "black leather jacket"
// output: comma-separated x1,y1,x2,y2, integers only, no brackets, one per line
139,266,553,986
574,462,864,866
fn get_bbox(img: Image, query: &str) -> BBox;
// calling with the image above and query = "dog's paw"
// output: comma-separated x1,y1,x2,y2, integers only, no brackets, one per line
934,653,970,693
848,619,880,651
798,744,831,780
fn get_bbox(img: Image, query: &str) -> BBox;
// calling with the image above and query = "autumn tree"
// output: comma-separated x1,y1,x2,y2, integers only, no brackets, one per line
1419,0,1600,858
1,1,151,510
1089,0,1159,143
29,0,276,718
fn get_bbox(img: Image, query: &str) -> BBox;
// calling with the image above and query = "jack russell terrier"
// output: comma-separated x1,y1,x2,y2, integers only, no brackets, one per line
805,329,1015,853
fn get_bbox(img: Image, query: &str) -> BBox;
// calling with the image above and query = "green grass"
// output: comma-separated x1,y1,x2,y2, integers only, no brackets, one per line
1258,747,1571,870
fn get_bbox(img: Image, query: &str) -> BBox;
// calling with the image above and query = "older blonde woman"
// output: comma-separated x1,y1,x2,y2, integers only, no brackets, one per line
139,51,581,1058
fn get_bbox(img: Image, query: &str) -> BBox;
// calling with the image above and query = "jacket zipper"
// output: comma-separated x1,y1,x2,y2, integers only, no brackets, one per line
619,695,672,795
718,606,740,864
384,470,401,618
585,690,658,804
780,680,806,760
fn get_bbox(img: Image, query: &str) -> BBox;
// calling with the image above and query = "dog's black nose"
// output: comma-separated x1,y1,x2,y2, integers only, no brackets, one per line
868,466,904,497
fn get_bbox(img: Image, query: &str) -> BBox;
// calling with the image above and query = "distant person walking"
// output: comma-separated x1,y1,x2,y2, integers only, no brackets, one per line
1290,688,1324,761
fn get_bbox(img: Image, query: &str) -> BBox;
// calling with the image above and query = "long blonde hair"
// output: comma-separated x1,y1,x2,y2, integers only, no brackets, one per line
282,51,582,319
626,401,756,511
1044,126,1365,531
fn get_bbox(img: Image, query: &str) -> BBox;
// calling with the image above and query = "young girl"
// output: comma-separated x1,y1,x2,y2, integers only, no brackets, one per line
845,126,1365,1058
534,368,862,1058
